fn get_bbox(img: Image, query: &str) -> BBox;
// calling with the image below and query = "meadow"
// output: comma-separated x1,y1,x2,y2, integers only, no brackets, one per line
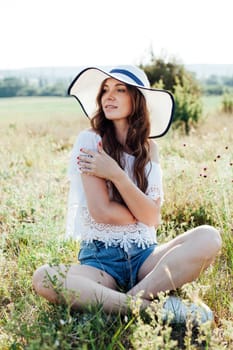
0,96,232,349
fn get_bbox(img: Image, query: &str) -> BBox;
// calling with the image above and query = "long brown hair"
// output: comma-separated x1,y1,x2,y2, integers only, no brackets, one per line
91,80,151,204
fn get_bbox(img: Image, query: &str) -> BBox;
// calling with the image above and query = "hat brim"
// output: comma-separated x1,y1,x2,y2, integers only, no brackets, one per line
68,67,175,138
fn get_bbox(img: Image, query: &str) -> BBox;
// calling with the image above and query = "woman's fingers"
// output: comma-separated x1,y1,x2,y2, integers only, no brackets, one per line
77,146,117,179
78,155,93,164
80,148,96,157
77,151,98,175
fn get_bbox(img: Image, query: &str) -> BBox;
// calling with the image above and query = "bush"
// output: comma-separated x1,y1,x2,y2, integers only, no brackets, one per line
222,93,233,113
173,76,203,134
140,55,203,134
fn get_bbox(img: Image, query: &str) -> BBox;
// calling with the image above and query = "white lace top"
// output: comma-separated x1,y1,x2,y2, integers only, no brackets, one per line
65,129,164,251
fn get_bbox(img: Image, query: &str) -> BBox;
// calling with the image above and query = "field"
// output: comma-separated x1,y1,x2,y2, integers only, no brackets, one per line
0,96,232,349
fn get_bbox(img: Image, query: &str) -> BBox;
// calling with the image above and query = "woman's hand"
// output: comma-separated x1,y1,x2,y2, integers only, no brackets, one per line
78,142,137,225
77,142,121,181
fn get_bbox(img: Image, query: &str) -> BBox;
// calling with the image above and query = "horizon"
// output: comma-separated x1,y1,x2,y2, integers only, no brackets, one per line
1,64,233,81
1,63,233,71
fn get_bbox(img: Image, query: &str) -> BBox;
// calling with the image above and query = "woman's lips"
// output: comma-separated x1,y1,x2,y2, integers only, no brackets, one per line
105,104,117,109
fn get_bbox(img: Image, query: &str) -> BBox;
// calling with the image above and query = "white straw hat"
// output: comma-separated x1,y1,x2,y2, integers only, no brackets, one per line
68,65,175,138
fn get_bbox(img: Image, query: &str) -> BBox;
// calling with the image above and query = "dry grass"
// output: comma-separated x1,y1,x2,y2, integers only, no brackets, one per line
0,97,232,349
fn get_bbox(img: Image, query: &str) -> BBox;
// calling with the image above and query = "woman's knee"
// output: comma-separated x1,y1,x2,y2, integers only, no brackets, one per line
193,225,222,258
32,264,50,292
32,264,61,302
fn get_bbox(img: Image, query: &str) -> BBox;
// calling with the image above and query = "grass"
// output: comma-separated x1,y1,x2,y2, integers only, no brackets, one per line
0,96,232,349
0,96,80,122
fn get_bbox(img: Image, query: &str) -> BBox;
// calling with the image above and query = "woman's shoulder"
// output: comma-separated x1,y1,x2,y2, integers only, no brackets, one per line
76,128,101,142
72,128,101,152
149,139,159,163
78,128,100,138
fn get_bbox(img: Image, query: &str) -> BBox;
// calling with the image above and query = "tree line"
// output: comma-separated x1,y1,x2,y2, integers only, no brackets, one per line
0,77,67,97
202,75,233,95
1,62,232,99
1,56,232,133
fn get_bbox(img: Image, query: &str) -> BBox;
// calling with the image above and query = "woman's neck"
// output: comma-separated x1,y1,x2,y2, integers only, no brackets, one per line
113,121,129,146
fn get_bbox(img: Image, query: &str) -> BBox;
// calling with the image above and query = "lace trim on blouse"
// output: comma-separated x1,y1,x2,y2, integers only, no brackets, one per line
65,130,164,251
78,207,157,252
146,184,162,200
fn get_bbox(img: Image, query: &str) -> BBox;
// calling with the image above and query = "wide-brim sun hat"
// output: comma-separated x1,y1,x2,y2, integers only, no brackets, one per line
68,65,175,138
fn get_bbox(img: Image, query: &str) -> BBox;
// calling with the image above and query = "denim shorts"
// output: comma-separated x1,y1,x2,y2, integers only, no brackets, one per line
78,240,157,292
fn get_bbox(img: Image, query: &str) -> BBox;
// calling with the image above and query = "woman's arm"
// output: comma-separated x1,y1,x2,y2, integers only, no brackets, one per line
111,140,161,227
79,140,161,227
111,172,161,227
81,173,136,225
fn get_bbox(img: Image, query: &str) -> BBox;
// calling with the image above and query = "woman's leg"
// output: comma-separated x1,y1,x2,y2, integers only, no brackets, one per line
32,263,149,313
127,225,222,299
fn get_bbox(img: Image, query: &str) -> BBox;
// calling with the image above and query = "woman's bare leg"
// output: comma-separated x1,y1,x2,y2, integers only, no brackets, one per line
127,225,222,299
32,225,221,313
32,263,149,314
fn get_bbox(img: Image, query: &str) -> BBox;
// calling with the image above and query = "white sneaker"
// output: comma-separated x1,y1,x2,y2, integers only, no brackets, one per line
161,296,214,325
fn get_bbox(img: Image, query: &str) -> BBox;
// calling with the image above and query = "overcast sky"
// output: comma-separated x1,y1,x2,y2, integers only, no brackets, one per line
1,0,233,69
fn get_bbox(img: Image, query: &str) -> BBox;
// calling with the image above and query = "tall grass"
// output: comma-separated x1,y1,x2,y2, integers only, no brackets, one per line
0,97,232,349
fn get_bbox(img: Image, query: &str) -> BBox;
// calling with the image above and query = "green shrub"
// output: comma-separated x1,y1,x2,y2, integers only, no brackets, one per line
141,55,203,134
222,93,233,113
173,76,203,134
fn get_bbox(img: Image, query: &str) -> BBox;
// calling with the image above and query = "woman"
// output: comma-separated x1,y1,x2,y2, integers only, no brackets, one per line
33,66,222,323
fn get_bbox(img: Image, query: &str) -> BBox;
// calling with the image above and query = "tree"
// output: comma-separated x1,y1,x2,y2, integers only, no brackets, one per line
173,76,202,134
0,77,24,97
140,55,203,134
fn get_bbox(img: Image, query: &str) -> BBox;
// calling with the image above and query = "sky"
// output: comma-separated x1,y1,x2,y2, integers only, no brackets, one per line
1,0,233,70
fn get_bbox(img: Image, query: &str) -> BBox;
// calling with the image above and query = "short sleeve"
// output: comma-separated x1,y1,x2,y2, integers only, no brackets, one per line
68,129,101,179
145,162,164,204
65,129,101,240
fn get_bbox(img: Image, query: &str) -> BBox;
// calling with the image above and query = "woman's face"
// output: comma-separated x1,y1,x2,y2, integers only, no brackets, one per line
101,78,132,122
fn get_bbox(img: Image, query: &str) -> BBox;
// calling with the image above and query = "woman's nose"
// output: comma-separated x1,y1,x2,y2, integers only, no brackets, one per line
106,90,115,100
